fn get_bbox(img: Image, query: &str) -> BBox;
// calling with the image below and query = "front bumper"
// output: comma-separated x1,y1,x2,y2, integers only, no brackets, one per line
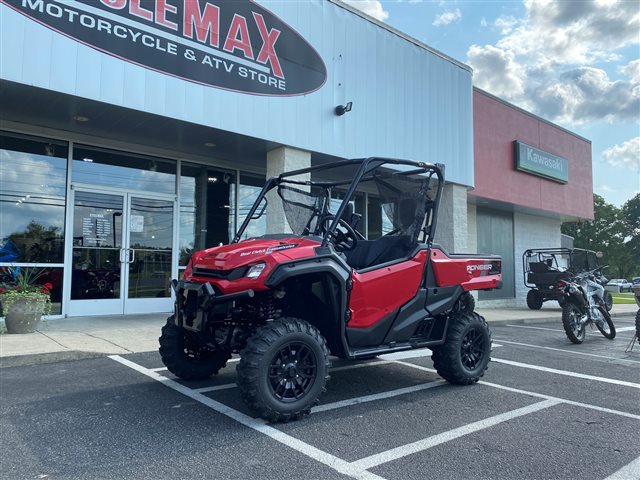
171,279,254,332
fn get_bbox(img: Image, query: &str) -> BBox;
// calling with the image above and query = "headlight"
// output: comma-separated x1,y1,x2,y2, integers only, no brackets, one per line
246,263,266,279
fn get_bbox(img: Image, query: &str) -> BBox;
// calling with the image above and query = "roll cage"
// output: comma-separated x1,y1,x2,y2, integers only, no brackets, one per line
232,157,445,247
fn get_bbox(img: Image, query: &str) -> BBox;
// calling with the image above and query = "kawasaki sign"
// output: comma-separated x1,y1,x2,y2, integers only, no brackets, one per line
3,0,327,96
515,141,568,184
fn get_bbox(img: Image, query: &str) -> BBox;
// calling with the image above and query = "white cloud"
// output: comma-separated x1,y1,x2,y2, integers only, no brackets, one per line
480,17,488,27
494,16,518,34
433,8,461,27
467,0,640,125
602,137,640,171
342,0,389,21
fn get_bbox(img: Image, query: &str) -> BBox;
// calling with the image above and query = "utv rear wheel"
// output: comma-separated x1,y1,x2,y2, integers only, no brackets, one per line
237,318,330,422
526,290,543,310
562,303,585,344
159,316,230,380
432,311,491,385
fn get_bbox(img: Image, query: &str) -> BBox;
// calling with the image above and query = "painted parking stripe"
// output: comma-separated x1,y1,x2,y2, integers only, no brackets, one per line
194,384,237,393
492,339,640,364
314,380,446,413
491,358,640,389
150,367,167,372
604,455,640,480
109,355,385,480
393,361,640,420
506,324,637,335
349,399,560,470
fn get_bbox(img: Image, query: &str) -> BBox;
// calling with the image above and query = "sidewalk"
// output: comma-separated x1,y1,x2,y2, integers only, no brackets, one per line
1,304,637,367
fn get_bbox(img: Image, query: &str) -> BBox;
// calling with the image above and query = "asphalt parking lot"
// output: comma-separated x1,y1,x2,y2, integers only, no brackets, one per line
2,316,639,480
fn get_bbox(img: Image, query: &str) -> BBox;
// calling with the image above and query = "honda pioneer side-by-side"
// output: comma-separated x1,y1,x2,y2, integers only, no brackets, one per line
159,158,502,422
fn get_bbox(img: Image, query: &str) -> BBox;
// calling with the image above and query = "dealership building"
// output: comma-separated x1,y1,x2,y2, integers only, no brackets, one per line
0,0,593,318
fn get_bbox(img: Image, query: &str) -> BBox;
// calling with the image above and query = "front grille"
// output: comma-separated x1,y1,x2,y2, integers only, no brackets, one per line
192,266,246,280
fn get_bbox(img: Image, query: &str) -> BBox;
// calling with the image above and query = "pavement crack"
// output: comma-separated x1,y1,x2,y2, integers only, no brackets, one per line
83,333,133,353
36,331,71,350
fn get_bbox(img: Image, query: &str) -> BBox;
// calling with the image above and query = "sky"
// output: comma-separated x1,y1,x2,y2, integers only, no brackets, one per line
342,0,640,207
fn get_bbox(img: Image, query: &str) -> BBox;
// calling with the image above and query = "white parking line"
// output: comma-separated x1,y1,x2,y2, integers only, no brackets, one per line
492,339,640,364
604,455,640,480
315,381,446,413
506,323,637,336
150,367,167,372
349,399,560,470
491,358,640,389
194,384,237,393
109,355,385,480
393,361,640,420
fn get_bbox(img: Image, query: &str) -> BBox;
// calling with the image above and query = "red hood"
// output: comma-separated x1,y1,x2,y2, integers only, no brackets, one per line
191,237,321,271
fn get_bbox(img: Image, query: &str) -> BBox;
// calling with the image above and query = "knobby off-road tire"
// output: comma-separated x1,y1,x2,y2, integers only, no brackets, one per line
237,318,330,423
159,316,230,380
526,290,543,310
562,303,586,344
431,311,492,385
603,291,613,312
595,306,616,339
460,292,476,312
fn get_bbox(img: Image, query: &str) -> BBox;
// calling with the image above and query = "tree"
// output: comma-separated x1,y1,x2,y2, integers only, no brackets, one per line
562,194,638,278
621,193,640,270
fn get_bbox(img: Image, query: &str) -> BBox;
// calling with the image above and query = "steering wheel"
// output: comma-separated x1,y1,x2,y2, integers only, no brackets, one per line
320,215,358,252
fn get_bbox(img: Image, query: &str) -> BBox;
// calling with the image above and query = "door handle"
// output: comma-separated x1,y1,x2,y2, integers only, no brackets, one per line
129,248,135,264
119,248,127,264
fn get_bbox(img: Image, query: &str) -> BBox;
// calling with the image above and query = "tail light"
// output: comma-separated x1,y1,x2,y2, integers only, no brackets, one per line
556,280,567,289
182,260,193,280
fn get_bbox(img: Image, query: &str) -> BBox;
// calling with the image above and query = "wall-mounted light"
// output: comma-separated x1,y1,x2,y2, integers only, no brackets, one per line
334,101,353,116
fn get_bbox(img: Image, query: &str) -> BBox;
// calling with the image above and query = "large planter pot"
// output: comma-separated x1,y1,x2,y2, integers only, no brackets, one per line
2,295,46,334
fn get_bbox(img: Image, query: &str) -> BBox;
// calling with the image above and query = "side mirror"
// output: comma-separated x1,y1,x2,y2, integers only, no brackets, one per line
251,197,268,219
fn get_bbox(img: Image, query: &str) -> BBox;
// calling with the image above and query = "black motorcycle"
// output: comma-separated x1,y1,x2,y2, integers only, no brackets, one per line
558,268,616,344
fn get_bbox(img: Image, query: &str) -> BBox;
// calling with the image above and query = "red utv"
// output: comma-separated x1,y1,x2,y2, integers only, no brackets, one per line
159,158,502,422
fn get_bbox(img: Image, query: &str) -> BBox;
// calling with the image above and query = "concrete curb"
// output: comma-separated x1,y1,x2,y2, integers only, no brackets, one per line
0,350,110,368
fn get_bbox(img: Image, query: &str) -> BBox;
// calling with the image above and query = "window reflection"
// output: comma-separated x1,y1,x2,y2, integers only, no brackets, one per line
179,164,235,265
0,134,68,263
73,146,176,194
0,266,64,315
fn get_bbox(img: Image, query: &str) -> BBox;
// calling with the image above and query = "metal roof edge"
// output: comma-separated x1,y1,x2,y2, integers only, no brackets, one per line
328,0,472,74
473,87,592,145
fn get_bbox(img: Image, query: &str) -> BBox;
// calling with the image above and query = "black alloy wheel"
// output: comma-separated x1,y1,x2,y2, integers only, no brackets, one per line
461,326,485,371
268,342,317,402
431,311,492,385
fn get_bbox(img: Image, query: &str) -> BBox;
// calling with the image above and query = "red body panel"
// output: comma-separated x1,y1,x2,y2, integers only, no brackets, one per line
348,250,428,329
429,248,501,292
186,237,320,294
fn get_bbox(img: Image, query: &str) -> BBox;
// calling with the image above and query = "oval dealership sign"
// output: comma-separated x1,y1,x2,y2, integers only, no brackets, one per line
2,0,327,96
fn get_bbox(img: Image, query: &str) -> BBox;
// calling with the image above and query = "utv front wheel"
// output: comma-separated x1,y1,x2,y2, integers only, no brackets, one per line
237,318,330,422
432,311,491,385
159,316,230,380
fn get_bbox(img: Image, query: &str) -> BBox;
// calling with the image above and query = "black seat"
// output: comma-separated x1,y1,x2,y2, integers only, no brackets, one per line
344,198,418,269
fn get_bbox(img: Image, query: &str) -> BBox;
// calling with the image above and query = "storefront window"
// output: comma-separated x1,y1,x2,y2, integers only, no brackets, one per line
73,146,176,194
235,174,266,240
179,163,235,265
0,266,64,315
0,133,68,263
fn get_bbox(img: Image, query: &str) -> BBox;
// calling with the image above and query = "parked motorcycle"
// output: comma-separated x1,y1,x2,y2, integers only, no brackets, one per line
558,268,616,344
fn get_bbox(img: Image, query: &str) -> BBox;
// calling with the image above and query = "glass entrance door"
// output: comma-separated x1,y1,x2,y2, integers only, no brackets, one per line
68,189,175,316
124,196,174,314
